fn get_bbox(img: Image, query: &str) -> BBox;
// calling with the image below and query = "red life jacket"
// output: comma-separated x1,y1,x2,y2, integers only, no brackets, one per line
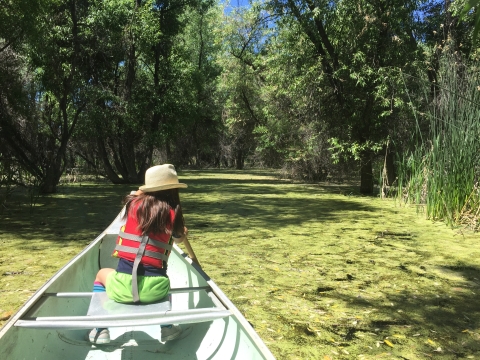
112,202,175,269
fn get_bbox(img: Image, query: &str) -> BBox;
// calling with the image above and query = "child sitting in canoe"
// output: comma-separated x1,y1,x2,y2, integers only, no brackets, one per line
89,164,188,344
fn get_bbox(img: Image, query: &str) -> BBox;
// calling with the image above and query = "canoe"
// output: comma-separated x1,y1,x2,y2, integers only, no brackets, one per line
0,208,276,360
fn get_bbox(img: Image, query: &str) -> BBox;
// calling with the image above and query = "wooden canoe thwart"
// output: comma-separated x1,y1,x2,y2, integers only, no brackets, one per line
0,208,275,360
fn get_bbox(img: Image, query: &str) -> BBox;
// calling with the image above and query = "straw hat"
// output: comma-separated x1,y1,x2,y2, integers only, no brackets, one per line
139,164,187,192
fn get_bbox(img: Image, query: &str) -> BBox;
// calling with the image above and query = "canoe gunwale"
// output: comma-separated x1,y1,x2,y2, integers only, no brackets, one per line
178,246,276,359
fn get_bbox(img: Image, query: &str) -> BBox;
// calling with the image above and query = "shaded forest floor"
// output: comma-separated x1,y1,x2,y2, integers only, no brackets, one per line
1,169,479,359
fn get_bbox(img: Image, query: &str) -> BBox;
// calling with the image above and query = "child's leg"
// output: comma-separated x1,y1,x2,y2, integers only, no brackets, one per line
94,268,115,286
160,294,182,341
89,268,115,344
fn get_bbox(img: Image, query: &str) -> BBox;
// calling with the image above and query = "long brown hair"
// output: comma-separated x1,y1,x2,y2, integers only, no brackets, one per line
123,189,185,236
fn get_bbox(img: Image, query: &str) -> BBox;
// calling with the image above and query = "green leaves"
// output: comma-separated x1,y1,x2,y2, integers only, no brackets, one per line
460,0,480,43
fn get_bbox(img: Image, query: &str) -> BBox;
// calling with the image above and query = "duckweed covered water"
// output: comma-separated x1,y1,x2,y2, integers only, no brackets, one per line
1,170,479,359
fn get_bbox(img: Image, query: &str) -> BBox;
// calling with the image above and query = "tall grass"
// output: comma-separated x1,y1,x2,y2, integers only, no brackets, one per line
397,55,480,230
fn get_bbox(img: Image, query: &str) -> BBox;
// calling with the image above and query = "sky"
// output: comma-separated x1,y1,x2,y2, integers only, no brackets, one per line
225,0,251,6
222,0,251,15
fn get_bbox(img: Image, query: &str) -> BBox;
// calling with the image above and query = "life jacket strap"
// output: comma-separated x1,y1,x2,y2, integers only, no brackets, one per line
131,235,149,303
118,230,173,251
114,245,169,262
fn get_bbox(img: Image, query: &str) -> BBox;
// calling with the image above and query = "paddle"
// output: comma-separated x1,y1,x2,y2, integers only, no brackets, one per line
173,204,201,267
182,234,201,267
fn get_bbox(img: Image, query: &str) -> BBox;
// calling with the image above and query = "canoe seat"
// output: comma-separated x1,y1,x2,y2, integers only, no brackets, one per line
14,288,232,330
87,292,172,317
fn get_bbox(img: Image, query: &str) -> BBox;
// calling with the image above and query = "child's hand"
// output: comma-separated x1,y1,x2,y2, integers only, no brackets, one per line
173,227,188,244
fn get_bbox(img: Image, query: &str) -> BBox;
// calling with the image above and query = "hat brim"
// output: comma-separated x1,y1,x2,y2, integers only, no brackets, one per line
139,183,188,192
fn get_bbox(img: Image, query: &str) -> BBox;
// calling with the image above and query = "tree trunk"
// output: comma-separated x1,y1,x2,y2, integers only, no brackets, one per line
40,168,58,193
236,149,244,170
96,137,125,184
360,152,374,194
385,149,396,186
120,129,138,182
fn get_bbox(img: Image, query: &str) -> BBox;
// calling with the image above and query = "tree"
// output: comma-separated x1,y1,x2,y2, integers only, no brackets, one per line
170,1,223,166
0,45,39,190
75,0,215,183
218,3,267,169
267,0,421,193
461,0,480,41
0,0,89,193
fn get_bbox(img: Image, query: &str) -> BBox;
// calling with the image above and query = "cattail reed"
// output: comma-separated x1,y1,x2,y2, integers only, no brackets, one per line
396,54,480,230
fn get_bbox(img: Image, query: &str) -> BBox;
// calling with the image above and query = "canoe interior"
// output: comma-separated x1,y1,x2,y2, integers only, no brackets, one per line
0,211,275,359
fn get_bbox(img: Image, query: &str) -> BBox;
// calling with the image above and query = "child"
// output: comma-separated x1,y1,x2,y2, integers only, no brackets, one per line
89,164,188,344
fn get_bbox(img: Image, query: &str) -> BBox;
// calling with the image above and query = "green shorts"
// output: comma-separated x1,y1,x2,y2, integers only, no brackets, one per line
106,271,170,304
